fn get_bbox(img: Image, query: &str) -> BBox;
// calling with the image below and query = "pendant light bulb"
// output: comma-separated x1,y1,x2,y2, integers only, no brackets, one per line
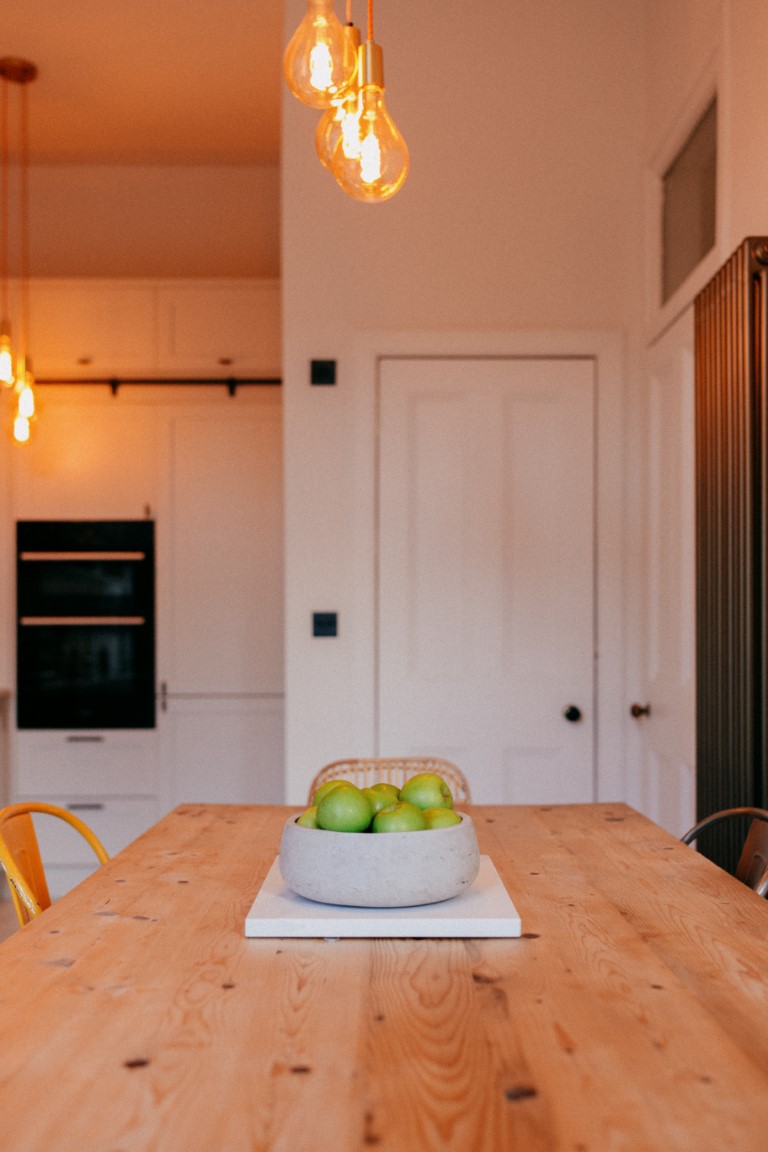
17,379,34,419
12,413,30,444
331,42,409,203
12,357,35,441
284,1,358,110
316,22,362,169
0,326,13,386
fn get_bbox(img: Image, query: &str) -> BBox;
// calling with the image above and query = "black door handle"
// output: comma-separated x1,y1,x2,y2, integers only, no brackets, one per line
563,705,582,723
630,703,651,719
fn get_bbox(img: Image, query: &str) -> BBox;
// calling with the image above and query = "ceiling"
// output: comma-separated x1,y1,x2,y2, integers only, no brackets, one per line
5,2,283,166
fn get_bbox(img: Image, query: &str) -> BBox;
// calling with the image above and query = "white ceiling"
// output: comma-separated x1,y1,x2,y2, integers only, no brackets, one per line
5,2,283,166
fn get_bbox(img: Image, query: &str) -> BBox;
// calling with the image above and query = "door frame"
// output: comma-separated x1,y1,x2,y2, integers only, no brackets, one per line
349,329,626,803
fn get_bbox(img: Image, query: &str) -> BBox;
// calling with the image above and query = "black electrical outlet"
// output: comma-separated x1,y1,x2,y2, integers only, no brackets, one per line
310,359,337,385
312,612,338,637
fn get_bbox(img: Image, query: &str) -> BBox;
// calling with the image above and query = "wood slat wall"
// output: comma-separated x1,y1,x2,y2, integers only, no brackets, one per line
694,237,768,871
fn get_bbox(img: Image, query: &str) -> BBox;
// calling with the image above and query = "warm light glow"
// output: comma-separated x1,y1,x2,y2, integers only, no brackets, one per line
17,380,34,418
1,57,38,442
12,413,29,443
316,88,362,169
0,330,13,386
332,61,409,203
359,129,382,184
309,42,334,92
283,1,357,109
315,19,362,168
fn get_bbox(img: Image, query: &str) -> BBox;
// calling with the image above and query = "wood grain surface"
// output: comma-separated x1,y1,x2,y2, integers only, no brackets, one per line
0,802,766,1151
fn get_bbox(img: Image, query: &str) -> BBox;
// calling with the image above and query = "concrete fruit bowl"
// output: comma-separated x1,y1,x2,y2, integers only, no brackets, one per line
278,811,480,907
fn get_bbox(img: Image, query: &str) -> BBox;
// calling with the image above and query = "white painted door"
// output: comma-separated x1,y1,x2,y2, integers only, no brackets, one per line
377,357,595,804
628,310,696,835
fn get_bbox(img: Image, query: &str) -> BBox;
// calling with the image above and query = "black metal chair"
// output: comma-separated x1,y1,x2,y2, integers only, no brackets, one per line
681,807,768,897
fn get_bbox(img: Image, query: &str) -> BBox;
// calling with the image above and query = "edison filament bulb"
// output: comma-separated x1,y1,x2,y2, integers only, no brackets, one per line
331,42,409,203
315,21,362,168
284,1,357,109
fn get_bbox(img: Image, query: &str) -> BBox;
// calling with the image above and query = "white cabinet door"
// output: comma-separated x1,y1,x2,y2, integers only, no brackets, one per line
156,282,281,376
14,731,159,798
378,357,595,804
161,392,283,694
31,283,157,377
161,696,284,808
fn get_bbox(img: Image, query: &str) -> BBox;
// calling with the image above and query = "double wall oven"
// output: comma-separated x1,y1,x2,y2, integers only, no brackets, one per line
16,521,155,729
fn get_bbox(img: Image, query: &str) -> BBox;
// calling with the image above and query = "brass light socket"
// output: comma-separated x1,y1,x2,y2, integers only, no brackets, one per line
344,23,362,54
358,41,384,88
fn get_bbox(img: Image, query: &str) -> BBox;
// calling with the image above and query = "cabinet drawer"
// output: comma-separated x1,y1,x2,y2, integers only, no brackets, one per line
18,796,159,866
14,730,158,796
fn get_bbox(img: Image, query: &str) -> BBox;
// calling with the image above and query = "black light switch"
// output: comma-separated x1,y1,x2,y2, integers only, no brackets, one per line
310,359,337,385
312,612,338,637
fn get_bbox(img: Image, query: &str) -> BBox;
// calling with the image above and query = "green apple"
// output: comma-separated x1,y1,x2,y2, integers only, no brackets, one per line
370,782,400,802
312,778,348,807
422,807,462,829
316,784,373,832
296,806,319,828
361,786,400,817
399,773,454,811
372,801,427,833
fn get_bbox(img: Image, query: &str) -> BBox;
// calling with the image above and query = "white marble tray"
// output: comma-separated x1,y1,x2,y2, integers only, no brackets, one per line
244,855,522,938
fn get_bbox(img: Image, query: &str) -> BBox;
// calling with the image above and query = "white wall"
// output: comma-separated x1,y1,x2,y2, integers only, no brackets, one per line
28,165,280,279
282,0,647,802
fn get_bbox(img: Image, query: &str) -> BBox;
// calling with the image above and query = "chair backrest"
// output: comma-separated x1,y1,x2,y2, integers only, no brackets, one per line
0,803,110,928
308,757,472,805
738,818,768,896
681,807,768,897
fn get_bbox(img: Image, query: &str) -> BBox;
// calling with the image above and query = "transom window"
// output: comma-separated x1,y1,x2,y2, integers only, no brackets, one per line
662,97,717,303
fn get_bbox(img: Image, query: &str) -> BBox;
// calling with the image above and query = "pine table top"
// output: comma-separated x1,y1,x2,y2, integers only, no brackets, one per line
0,801,766,1151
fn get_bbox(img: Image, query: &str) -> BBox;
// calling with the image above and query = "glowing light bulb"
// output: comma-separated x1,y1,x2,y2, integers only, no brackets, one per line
17,381,35,419
331,43,409,203
284,1,357,109
315,22,362,168
13,413,30,443
0,326,13,386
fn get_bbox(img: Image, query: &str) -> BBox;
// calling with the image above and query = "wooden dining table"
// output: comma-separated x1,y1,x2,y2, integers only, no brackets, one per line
0,801,766,1151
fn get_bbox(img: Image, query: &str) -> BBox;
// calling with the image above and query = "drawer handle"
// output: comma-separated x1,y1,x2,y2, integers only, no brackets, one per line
66,735,105,743
66,802,105,812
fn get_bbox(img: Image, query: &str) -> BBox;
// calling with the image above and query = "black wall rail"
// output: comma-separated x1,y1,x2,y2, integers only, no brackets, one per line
35,377,282,397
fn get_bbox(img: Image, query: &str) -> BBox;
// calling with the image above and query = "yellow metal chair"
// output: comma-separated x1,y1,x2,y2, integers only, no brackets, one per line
308,757,472,805
0,802,110,928
682,806,768,897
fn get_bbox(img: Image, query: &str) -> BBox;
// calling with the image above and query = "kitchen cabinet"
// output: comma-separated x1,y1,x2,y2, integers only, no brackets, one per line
30,282,157,377
156,283,281,376
7,379,284,894
27,278,280,379
15,731,159,797
160,696,283,807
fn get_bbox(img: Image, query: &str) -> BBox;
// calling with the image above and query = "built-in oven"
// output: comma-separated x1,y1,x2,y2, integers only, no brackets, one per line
16,521,155,729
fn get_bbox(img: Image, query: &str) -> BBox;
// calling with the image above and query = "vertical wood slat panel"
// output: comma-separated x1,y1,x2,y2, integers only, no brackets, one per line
693,238,767,872
695,240,764,870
